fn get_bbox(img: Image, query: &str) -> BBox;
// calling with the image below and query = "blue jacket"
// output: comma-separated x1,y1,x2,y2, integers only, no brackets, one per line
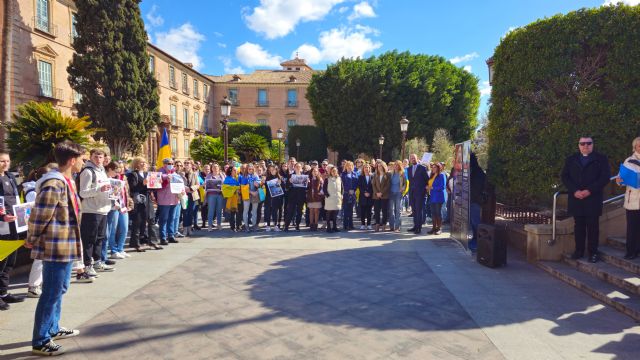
341,171,358,194
429,173,447,204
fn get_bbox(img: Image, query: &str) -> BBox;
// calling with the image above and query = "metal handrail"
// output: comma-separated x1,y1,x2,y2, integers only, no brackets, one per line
549,176,622,246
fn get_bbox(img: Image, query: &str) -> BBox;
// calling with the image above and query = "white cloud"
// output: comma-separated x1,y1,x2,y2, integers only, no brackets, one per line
244,0,347,39
480,81,492,97
236,42,284,68
293,26,382,65
220,57,245,74
154,23,206,70
603,0,640,5
463,65,472,73
449,52,478,64
338,6,349,13
213,32,223,38
145,5,164,27
217,42,227,48
348,1,376,21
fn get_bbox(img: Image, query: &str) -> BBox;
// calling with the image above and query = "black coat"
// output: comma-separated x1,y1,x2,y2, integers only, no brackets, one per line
357,174,374,207
407,164,429,201
561,151,611,217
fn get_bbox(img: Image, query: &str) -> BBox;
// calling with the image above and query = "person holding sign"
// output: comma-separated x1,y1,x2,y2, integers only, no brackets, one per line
284,163,308,232
127,157,161,252
157,158,181,244
205,164,225,231
615,137,640,259
561,136,611,263
265,165,283,231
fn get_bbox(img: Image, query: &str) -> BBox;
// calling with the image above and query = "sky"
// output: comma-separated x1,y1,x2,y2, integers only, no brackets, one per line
139,0,639,120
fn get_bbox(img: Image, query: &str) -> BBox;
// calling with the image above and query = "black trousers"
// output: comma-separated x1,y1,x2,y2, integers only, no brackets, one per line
359,205,372,225
374,199,389,226
285,199,304,229
411,193,425,230
270,196,283,226
129,203,158,247
574,215,599,256
627,210,640,256
228,211,241,230
80,213,107,267
326,210,338,230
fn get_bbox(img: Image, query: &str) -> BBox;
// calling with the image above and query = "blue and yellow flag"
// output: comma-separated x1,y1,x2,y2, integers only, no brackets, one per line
156,128,171,169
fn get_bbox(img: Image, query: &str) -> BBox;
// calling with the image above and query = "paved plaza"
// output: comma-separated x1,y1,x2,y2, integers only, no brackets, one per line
2,224,640,359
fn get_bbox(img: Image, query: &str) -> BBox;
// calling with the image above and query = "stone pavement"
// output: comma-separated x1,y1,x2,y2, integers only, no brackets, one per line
1,223,640,359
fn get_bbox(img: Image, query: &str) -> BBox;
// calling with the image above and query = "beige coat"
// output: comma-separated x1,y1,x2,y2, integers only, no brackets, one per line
372,172,391,200
324,176,343,211
623,154,640,210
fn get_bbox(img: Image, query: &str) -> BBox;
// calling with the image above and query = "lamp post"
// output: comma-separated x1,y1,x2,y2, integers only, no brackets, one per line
378,135,384,160
219,96,232,163
400,116,409,160
296,138,301,160
276,128,284,164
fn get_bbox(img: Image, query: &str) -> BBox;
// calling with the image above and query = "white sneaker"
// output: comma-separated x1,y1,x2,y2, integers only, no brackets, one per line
274,226,281,232
367,225,373,230
359,225,365,230
110,252,125,260
208,225,213,232
85,266,99,277
266,227,271,232
119,252,131,258
27,286,42,298
94,262,115,272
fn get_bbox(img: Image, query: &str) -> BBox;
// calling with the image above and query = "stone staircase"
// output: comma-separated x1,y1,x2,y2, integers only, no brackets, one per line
537,236,640,321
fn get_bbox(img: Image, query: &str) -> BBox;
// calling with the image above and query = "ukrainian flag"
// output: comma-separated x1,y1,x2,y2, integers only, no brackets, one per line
156,128,171,169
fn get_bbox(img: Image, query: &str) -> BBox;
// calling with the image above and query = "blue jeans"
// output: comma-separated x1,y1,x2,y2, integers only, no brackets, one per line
107,210,129,253
388,192,403,230
173,205,181,233
207,194,224,227
243,201,258,229
32,261,72,347
183,198,196,227
469,202,482,251
158,204,178,240
342,195,355,229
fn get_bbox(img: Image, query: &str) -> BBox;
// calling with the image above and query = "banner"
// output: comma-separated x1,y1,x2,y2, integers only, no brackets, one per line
13,202,34,234
451,141,471,249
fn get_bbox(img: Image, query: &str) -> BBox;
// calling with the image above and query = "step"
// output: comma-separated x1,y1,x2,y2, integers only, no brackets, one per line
537,261,640,321
562,254,640,295
598,246,640,276
606,236,627,252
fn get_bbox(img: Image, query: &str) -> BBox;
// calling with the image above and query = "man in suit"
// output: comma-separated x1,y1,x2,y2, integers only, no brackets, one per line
406,154,429,234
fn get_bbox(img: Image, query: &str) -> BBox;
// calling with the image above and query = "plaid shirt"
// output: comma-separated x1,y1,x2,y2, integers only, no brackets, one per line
27,172,82,262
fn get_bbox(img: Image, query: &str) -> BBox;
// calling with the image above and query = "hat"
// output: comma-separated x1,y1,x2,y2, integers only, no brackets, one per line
310,160,319,165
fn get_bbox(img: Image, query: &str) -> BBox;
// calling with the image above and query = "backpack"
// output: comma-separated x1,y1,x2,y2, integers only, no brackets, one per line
75,166,96,201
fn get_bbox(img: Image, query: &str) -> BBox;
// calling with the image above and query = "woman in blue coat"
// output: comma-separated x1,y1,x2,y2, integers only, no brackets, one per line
427,163,447,235
341,161,358,231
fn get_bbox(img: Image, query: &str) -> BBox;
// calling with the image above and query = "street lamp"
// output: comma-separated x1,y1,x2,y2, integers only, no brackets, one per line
400,116,409,160
219,96,232,163
276,128,284,164
378,135,384,160
296,138,301,160
486,57,495,85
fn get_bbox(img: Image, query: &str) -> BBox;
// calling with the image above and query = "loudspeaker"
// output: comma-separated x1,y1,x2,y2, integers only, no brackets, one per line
477,224,507,268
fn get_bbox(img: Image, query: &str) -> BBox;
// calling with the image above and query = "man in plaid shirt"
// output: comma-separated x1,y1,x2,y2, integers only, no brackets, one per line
26,141,85,356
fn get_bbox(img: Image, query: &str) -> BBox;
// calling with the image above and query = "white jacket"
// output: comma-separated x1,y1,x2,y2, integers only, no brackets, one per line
623,153,640,211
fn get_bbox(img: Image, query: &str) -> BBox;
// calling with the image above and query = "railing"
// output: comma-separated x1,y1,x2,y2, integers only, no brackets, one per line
169,80,177,89
496,203,551,224
286,101,298,107
256,100,269,107
32,17,58,37
37,84,64,100
549,176,624,246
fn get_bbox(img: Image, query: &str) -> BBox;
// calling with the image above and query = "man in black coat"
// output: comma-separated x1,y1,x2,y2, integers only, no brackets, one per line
561,136,611,263
407,154,429,234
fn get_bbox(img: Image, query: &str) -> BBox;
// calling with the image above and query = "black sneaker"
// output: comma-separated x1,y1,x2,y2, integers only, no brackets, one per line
32,340,65,356
0,298,9,311
570,252,583,260
168,237,179,243
75,272,94,283
104,259,117,266
52,327,80,340
2,293,24,303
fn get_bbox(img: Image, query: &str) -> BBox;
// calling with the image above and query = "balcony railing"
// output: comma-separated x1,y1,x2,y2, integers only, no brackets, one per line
256,100,269,107
182,86,190,95
286,100,298,107
37,84,64,101
193,91,200,99
169,79,177,89
32,17,58,37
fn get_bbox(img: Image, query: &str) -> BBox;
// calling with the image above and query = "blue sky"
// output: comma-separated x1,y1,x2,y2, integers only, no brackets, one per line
140,0,637,119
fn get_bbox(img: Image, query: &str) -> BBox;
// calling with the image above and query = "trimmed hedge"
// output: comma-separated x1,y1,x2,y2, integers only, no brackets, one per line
286,125,328,162
487,4,640,206
228,122,272,143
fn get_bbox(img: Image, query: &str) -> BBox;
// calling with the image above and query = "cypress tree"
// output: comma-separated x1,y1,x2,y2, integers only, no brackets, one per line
68,0,160,157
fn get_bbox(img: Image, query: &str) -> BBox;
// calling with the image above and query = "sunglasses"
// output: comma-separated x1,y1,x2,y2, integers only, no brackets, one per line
166,163,175,165
579,142,593,146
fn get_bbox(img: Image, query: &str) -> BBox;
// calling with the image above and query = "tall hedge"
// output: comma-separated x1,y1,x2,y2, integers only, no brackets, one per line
487,4,640,206
228,122,272,143
286,125,328,162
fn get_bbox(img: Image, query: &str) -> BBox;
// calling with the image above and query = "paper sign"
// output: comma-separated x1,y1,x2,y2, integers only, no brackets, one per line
290,174,309,188
620,163,640,189
12,202,34,234
147,172,162,189
421,152,433,164
267,179,284,197
170,174,185,194
109,179,124,201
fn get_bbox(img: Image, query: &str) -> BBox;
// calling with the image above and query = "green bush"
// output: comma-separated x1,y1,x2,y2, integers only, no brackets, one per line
487,4,640,206
286,125,328,162
231,133,269,161
190,136,237,164
228,122,272,143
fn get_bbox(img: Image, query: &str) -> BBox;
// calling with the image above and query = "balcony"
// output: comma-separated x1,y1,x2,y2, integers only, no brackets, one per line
286,100,298,107
182,86,190,95
37,84,64,101
193,91,200,99
256,100,269,107
32,17,58,37
169,79,177,89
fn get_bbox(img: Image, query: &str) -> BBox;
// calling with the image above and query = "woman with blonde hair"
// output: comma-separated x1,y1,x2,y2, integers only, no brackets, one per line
372,161,390,232
388,160,408,232
341,161,358,231
324,165,343,233
616,137,640,259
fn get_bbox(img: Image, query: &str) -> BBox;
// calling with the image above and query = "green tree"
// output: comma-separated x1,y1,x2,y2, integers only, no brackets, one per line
286,125,328,162
431,128,454,169
268,140,285,163
228,122,272,143
405,138,429,158
190,136,236,164
68,0,160,158
488,4,640,206
307,51,479,158
231,133,268,161
4,101,97,169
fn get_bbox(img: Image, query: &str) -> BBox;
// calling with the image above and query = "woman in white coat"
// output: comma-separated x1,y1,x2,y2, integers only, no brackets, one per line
323,166,343,233
616,137,640,259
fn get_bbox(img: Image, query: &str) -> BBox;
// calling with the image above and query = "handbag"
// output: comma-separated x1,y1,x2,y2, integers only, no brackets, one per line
258,186,266,202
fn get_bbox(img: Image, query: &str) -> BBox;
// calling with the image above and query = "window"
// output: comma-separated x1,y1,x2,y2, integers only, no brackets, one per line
203,84,209,101
193,79,199,98
194,111,200,130
257,119,267,126
287,89,298,107
169,66,176,88
35,0,49,32
183,108,189,128
71,13,78,40
287,119,297,129
171,137,177,155
149,56,155,73
228,118,238,123
37,60,53,98
184,139,190,156
257,89,268,106
73,91,82,105
203,112,209,132
228,88,238,105
170,104,177,125
182,73,188,94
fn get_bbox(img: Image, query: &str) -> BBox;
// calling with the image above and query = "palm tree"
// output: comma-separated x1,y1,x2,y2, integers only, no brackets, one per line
4,101,98,169
190,136,237,163
231,133,269,161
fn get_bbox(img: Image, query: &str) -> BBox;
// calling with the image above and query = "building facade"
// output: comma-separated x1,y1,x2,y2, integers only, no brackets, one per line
208,57,315,138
